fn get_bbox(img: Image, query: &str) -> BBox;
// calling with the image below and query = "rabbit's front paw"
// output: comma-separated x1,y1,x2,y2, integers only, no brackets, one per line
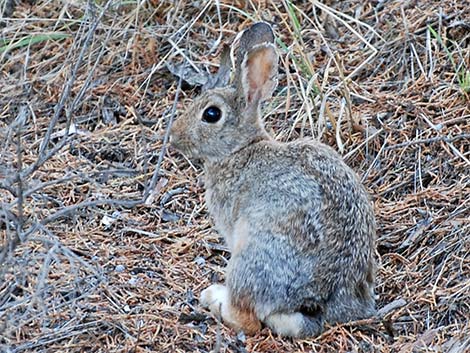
200,284,228,314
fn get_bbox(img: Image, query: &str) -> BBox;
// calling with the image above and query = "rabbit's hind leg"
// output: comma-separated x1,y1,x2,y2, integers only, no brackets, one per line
264,312,324,338
200,284,262,334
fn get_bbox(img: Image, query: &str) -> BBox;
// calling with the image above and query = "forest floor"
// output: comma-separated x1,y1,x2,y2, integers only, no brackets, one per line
0,1,469,352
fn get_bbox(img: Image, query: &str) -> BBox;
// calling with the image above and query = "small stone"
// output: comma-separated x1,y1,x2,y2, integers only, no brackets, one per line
194,257,206,266
115,265,125,273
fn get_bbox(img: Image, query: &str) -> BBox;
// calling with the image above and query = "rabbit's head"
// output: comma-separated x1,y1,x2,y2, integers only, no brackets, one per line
170,23,279,162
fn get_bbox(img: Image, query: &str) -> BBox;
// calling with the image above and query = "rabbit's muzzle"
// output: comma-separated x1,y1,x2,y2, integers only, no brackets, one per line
169,119,194,157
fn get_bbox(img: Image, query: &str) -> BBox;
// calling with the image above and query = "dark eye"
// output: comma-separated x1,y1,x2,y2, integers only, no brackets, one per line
202,106,222,123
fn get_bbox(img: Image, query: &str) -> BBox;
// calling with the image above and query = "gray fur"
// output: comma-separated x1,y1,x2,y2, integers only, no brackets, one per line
170,22,376,337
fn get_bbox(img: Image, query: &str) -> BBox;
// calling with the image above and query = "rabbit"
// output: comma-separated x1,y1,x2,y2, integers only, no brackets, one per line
169,22,376,338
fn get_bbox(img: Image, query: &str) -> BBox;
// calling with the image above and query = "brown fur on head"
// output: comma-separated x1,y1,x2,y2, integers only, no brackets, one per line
170,23,279,163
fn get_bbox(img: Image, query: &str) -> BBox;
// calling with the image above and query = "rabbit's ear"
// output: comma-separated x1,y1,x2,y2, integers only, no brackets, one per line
236,22,275,71
240,43,278,105
202,44,231,91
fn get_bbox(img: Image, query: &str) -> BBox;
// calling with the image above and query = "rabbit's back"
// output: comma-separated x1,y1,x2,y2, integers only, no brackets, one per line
204,138,375,253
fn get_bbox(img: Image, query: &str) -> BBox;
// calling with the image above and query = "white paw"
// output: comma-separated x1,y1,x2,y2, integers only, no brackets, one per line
200,284,228,314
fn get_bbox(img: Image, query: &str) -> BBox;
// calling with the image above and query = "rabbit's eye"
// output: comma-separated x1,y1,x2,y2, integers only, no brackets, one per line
202,106,222,123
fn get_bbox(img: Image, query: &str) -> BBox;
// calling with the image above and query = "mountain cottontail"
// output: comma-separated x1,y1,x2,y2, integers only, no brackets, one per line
170,22,376,337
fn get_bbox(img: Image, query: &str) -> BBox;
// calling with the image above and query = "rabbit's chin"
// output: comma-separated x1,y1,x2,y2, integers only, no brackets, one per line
170,141,198,159
170,141,222,165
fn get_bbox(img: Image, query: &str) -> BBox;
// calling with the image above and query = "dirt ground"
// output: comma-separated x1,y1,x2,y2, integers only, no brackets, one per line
0,1,469,352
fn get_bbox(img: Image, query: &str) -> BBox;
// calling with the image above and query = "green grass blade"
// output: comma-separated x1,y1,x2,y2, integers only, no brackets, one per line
286,0,302,41
0,33,70,54
428,25,457,71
